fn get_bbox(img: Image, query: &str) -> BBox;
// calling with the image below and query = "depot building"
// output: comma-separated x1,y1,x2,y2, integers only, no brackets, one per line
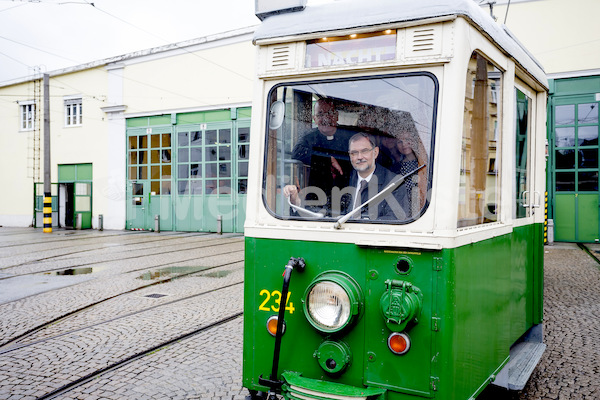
0,27,254,233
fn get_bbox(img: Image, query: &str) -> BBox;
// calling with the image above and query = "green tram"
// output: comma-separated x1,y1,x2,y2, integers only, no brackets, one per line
243,0,547,399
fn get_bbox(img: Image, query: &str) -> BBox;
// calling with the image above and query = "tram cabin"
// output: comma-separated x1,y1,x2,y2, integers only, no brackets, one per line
243,0,547,399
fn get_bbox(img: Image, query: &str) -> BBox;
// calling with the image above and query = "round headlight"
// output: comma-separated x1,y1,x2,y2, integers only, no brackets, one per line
304,272,363,333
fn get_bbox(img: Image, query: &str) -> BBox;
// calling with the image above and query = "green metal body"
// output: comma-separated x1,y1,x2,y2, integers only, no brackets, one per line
242,223,544,399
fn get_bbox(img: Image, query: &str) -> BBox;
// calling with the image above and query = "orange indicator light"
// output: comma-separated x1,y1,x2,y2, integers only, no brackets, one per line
388,332,410,355
267,316,285,337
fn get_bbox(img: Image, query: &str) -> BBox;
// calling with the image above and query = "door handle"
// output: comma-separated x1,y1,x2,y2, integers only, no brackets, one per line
532,191,541,208
521,191,530,208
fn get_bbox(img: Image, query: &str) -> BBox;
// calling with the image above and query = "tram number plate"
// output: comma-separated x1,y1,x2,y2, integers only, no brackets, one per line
259,290,295,314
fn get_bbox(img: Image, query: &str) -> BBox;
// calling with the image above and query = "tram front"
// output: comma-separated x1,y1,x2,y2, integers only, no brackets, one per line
244,1,547,399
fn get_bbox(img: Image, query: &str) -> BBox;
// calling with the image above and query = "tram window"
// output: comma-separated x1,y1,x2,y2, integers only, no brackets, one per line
262,73,437,224
458,52,502,228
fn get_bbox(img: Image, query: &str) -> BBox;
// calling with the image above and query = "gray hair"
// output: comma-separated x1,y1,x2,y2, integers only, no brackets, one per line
349,132,376,148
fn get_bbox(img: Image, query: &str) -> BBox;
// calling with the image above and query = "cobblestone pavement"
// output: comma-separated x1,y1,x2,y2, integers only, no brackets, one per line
0,228,245,400
1,228,600,399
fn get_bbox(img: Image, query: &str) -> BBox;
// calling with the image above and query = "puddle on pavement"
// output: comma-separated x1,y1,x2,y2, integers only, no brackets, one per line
137,266,232,280
137,266,208,280
39,266,106,276
199,270,232,278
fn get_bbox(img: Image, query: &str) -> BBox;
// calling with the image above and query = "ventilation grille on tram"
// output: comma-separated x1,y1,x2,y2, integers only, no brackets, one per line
406,25,443,57
268,45,295,70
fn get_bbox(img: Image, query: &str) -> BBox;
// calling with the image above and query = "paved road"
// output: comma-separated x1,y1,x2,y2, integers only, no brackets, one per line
0,227,599,399
0,228,246,400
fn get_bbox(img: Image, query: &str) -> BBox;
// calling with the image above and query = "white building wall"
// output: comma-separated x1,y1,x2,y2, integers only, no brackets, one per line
492,0,600,76
121,34,255,114
0,81,38,226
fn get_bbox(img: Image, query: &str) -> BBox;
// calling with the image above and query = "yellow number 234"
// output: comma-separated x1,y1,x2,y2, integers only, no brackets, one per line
259,289,295,314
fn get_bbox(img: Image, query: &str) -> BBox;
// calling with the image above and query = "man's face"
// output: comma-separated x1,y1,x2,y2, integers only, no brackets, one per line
349,136,379,177
314,101,338,136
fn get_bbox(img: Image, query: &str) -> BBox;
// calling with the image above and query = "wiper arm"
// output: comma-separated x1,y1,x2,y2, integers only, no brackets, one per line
287,195,325,218
333,164,426,229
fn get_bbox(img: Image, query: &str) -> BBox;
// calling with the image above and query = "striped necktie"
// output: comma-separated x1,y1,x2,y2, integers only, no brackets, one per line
354,179,368,211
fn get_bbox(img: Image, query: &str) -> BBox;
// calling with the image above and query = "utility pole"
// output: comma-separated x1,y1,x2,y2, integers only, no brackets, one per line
43,73,52,233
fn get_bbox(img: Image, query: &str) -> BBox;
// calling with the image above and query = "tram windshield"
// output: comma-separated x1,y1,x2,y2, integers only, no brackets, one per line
263,74,437,224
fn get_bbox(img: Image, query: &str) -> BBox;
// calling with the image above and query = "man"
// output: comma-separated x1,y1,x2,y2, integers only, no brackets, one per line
291,98,353,202
344,132,407,220
285,132,408,221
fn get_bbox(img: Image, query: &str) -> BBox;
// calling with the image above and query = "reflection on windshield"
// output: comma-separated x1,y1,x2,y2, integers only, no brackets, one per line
263,74,437,224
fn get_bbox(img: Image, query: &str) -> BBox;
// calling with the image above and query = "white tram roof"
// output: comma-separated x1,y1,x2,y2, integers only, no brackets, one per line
254,0,548,89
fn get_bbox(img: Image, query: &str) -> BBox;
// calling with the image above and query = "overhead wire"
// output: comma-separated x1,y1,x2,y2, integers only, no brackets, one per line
0,0,253,105
87,3,253,82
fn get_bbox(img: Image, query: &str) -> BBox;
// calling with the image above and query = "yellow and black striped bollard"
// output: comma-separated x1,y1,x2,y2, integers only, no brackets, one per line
43,194,52,233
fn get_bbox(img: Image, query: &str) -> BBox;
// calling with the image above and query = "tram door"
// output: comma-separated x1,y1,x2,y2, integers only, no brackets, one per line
515,87,536,219
513,85,542,337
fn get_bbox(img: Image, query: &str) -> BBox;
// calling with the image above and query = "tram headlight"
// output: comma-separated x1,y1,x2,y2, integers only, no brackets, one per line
303,272,363,334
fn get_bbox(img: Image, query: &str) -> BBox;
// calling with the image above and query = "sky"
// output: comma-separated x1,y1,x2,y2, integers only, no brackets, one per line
0,0,265,84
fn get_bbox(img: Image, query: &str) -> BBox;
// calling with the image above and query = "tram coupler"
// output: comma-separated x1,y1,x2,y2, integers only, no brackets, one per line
259,257,306,397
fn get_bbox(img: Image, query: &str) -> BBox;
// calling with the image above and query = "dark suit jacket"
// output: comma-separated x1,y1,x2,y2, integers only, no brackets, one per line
345,165,409,220
292,127,354,197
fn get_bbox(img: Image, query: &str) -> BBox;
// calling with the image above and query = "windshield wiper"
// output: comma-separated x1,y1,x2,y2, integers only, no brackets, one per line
333,164,426,229
287,195,325,218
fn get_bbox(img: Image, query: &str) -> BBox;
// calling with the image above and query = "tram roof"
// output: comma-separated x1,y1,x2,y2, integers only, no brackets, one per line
254,0,547,89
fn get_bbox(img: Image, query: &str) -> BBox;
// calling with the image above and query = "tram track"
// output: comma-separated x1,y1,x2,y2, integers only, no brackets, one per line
0,232,209,266
0,242,243,320
0,276,243,354
0,229,247,399
0,233,239,273
0,258,243,348
0,236,243,278
0,230,165,248
0,275,245,400
35,311,244,400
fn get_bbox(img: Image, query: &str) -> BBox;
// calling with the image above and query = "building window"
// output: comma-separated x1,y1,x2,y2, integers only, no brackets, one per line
20,101,36,131
65,98,82,126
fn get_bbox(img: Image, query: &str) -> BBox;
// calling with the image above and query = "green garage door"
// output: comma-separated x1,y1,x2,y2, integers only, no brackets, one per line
126,109,250,233
552,99,599,242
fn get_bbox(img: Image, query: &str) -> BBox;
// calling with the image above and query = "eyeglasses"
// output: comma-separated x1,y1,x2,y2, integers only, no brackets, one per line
348,147,374,157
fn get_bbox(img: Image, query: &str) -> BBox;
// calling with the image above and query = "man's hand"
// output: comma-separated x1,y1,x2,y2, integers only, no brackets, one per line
283,185,300,206
331,156,343,178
